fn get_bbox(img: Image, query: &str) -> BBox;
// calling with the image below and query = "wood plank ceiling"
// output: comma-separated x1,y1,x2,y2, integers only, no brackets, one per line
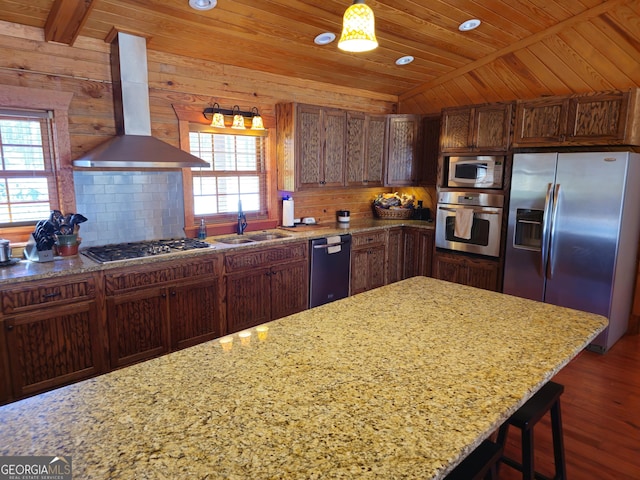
0,0,638,114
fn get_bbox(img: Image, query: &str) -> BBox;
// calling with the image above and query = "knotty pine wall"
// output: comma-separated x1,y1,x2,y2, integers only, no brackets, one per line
0,20,402,234
275,186,435,226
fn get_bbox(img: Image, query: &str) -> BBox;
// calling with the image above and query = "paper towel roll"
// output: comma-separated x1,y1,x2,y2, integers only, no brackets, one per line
282,198,295,227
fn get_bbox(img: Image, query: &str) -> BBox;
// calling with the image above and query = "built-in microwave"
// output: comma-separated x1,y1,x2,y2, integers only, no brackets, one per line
447,155,504,189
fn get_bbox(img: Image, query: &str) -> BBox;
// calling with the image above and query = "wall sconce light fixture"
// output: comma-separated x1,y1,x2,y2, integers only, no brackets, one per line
203,104,267,131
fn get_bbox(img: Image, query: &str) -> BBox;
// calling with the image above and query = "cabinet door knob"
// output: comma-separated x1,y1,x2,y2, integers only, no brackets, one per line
6,324,13,331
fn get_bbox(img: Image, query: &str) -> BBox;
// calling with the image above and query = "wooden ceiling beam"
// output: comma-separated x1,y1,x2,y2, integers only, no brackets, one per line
44,0,95,45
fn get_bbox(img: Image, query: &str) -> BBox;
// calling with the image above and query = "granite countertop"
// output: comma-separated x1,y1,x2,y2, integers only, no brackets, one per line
0,277,607,479
0,219,433,285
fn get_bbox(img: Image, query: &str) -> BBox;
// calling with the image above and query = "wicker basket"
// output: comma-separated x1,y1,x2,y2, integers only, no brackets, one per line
374,205,414,219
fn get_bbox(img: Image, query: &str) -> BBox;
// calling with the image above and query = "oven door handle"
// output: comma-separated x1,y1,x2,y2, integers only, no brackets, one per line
438,206,500,215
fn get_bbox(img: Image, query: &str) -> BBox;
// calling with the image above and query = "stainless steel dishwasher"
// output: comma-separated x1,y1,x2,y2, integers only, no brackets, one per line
309,234,352,308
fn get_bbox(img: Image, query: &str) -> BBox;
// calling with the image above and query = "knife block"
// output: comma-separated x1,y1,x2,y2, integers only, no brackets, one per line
24,234,54,262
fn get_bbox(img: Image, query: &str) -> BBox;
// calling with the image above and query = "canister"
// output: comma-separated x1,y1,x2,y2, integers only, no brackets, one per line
0,239,11,262
337,210,350,223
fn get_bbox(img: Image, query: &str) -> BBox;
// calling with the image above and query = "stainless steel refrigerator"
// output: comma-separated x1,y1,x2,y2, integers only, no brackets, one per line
504,152,640,352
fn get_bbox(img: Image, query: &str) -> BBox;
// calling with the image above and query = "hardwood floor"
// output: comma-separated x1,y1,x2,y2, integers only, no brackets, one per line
498,333,640,479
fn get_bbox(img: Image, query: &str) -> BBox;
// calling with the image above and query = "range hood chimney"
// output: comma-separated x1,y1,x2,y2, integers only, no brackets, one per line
73,31,209,169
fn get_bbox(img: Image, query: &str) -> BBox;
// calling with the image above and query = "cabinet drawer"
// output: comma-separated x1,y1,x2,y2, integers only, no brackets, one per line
224,242,308,273
104,257,218,295
1,275,96,314
351,231,387,249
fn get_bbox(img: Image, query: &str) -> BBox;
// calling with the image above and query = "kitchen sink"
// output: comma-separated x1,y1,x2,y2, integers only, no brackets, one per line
214,237,256,245
247,232,290,241
214,231,292,245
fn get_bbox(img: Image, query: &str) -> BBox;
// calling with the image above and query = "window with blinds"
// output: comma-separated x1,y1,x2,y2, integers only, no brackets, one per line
0,110,59,226
189,128,267,221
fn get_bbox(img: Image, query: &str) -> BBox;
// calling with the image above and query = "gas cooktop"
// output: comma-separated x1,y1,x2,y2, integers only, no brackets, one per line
82,238,212,264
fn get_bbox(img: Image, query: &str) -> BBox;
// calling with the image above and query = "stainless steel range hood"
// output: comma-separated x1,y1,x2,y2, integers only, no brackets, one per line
73,32,209,169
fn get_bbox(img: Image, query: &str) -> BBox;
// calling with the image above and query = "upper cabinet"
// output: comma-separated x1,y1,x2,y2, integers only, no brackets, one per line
513,89,640,147
346,112,386,187
277,103,422,191
418,114,440,186
276,103,346,191
440,102,514,153
385,114,421,186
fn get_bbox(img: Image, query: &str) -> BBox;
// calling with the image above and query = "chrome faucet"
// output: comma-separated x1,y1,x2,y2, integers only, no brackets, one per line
237,199,247,235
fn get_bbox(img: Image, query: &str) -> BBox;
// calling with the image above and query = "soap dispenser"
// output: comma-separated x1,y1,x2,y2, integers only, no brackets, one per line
198,219,207,240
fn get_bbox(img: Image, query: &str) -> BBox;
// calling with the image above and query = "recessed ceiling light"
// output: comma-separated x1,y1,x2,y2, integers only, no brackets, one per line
314,32,336,45
189,0,217,11
395,55,414,66
459,19,481,31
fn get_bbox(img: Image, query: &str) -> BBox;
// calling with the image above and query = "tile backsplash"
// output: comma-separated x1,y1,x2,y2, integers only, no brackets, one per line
73,171,186,247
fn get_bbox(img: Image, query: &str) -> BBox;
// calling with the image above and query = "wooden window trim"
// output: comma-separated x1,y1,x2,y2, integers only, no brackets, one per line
0,85,74,244
173,104,278,237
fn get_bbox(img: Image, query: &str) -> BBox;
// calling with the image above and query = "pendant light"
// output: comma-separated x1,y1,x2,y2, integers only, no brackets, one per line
231,105,246,130
209,103,225,128
338,0,378,53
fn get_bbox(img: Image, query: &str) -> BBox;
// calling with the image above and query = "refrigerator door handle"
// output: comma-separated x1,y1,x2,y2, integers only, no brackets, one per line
541,183,554,276
547,183,561,278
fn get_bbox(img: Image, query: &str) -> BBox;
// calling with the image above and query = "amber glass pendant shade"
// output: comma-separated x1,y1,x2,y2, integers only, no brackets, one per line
338,0,378,53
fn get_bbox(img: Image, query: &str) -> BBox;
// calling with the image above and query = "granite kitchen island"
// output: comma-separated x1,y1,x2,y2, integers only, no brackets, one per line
0,277,607,479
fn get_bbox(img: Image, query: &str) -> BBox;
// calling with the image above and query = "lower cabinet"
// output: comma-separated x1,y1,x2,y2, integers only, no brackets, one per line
386,227,404,284
0,331,9,403
1,274,105,399
432,250,501,291
225,242,309,334
403,227,434,278
351,231,387,295
104,256,220,368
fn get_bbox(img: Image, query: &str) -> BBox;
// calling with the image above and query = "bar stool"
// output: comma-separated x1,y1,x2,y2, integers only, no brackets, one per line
444,440,503,480
497,381,566,480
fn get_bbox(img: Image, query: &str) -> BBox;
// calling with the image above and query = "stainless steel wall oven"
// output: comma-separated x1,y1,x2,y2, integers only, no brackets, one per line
435,191,504,258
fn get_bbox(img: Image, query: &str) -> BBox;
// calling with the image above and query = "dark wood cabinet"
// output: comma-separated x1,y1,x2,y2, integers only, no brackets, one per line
0,324,9,404
225,242,309,334
1,274,105,399
104,257,220,368
441,103,513,153
386,227,404,285
106,285,169,368
513,89,640,147
276,103,346,190
419,114,440,186
346,112,386,187
432,251,501,291
350,231,387,295
385,114,421,186
226,266,271,333
403,227,434,278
